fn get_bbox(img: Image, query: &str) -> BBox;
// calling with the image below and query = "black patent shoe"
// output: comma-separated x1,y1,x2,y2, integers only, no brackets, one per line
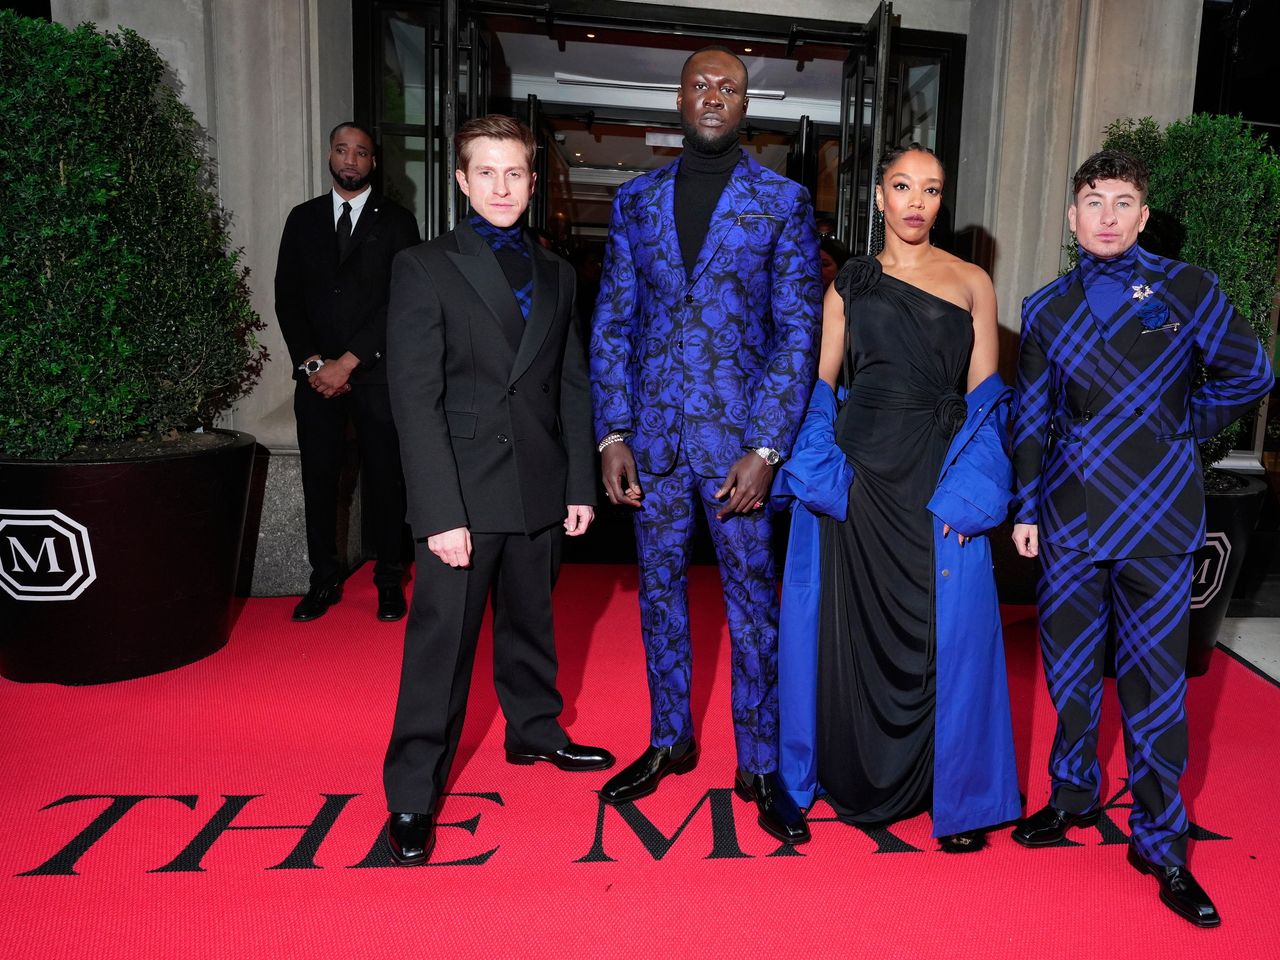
376,584,407,621
1127,844,1221,928
506,741,616,771
292,583,342,622
1011,803,1101,847
733,769,811,845
938,830,988,853
599,740,699,804
384,812,434,866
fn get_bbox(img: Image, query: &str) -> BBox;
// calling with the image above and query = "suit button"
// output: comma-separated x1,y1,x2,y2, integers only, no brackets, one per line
498,434,509,443
677,339,683,348
333,288,340,294
541,384,550,394
1082,411,1092,421
508,386,516,395
684,294,694,305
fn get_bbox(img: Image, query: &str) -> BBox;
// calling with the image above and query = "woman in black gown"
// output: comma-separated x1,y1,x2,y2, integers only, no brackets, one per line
815,145,1001,850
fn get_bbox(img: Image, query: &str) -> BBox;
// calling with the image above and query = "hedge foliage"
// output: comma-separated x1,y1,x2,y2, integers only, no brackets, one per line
1101,115,1280,466
0,12,266,460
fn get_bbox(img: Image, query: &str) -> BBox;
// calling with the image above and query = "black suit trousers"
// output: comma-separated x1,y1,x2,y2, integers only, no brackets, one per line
383,527,569,814
294,380,406,589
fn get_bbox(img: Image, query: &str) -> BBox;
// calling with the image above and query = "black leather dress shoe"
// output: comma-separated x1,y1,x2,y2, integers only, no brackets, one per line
376,584,407,622
599,740,699,804
1011,803,1101,847
291,583,342,622
505,741,616,771
384,812,434,866
938,830,988,853
733,769,811,845
1127,844,1221,927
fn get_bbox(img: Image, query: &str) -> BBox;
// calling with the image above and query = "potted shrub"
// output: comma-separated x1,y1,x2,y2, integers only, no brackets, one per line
0,13,267,683
1099,114,1280,676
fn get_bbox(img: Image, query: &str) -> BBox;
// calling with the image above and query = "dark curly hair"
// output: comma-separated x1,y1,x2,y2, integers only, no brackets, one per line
1072,149,1149,198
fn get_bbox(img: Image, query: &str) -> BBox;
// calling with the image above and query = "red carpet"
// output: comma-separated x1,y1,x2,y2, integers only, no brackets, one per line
1,565,1278,959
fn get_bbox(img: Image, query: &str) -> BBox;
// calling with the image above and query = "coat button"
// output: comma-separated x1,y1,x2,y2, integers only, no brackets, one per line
1082,411,1092,421
541,384,550,394
498,434,509,443
508,386,516,395
941,569,950,577
684,293,694,305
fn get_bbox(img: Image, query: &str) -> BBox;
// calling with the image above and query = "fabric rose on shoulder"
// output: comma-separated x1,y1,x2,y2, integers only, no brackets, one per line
834,255,883,303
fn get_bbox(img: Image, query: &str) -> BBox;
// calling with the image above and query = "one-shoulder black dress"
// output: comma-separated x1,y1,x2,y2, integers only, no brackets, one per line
818,255,972,825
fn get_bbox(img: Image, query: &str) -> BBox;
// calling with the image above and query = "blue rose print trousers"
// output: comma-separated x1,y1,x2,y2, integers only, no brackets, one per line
633,447,780,775
1038,539,1192,866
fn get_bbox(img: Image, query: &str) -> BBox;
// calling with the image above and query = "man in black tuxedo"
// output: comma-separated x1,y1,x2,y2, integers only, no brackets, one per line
275,122,420,623
381,115,614,866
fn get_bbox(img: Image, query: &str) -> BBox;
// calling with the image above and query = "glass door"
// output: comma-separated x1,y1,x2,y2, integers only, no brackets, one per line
835,0,895,256
357,0,490,240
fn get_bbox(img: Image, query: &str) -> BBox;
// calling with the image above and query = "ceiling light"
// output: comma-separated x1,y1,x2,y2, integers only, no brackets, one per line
744,47,753,52
554,72,786,99
586,32,596,38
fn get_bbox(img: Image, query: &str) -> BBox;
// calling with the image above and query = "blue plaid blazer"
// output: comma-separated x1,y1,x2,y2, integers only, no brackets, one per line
588,151,822,477
1013,245,1274,561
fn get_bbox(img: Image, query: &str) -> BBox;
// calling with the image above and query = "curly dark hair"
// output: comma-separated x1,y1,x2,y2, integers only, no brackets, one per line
1072,149,1149,197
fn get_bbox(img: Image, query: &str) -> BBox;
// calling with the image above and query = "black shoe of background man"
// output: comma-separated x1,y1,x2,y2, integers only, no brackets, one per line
733,768,811,845
1127,844,1221,927
291,583,343,622
505,741,616,771
376,584,407,622
599,740,699,804
1011,803,1101,847
384,812,435,866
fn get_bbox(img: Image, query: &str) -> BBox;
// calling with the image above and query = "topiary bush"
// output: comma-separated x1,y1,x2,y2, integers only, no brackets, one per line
1099,114,1280,467
0,12,266,460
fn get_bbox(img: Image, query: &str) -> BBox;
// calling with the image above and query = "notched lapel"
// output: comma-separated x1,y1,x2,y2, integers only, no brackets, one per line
687,156,759,290
509,244,560,386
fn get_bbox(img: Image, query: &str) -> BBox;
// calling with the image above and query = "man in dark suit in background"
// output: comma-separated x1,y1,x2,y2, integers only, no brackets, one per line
381,115,614,866
275,122,420,623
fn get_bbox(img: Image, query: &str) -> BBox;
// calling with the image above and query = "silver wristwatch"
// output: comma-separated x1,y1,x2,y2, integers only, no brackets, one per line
298,357,326,376
753,446,781,466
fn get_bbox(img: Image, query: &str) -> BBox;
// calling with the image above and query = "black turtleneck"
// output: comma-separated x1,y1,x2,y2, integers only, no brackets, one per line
674,135,741,277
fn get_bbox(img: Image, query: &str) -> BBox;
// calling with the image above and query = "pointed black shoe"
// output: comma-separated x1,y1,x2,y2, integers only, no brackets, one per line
1127,845,1221,928
733,769,811,845
505,741,616,771
1011,803,1101,847
376,584,407,622
384,812,435,866
599,740,699,804
291,583,342,622
938,830,988,853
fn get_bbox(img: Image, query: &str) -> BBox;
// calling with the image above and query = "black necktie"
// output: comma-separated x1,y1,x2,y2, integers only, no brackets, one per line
336,201,352,259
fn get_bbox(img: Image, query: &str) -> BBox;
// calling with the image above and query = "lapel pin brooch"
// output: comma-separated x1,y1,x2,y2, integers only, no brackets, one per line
1131,283,1154,301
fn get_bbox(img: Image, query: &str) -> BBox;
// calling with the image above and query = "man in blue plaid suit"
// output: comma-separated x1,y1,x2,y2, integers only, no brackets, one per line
1010,150,1273,927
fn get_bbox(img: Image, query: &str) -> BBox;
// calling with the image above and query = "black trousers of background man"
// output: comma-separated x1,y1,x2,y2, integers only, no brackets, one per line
383,526,569,815
293,380,406,591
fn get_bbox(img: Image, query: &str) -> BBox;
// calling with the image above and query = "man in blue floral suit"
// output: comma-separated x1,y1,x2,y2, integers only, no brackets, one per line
1011,149,1273,926
589,46,821,844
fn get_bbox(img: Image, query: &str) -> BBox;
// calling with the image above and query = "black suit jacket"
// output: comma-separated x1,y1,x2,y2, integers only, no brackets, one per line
274,191,420,384
387,220,596,537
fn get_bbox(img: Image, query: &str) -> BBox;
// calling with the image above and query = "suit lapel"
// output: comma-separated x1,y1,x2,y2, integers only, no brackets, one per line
1081,260,1165,412
509,242,560,386
448,220,524,352
687,154,758,291
655,166,682,283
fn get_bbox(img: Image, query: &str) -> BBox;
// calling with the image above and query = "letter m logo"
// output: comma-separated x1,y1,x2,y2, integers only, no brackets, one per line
0,510,97,601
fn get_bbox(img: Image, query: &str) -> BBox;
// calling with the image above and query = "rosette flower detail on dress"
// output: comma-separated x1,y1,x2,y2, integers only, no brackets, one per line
834,255,883,303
